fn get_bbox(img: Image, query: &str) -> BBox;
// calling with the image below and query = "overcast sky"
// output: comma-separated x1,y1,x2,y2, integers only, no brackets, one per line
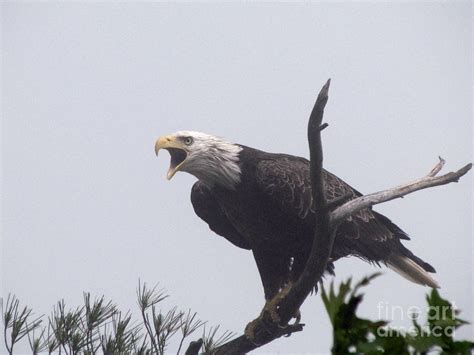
2,2,472,353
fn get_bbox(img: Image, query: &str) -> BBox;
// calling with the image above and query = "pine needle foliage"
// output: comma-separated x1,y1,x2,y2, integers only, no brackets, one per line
1,281,231,354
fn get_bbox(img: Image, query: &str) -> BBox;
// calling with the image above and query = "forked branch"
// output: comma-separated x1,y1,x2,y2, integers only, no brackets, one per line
208,80,471,354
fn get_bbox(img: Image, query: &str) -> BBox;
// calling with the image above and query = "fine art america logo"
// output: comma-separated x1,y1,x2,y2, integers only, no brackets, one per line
376,301,458,337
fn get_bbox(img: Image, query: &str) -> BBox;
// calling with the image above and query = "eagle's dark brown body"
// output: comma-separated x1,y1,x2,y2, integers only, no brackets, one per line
191,145,437,299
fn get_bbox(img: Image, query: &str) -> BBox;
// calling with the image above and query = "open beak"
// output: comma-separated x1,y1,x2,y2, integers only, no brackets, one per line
154,136,188,180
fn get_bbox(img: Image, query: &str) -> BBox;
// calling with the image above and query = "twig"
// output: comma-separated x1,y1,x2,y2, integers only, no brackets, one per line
428,156,445,177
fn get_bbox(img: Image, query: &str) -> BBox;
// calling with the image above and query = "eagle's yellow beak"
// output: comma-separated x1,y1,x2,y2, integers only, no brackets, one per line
154,136,172,157
154,135,188,180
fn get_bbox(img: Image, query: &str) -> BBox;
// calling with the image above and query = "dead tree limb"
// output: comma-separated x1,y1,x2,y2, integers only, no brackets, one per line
277,78,335,325
212,322,304,354
209,80,471,354
185,339,203,355
330,159,472,226
214,79,334,354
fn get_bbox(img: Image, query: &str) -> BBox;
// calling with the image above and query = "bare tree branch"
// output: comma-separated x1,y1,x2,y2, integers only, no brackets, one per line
213,79,472,354
277,78,335,325
184,338,202,355
330,160,472,225
213,322,304,354
214,79,334,354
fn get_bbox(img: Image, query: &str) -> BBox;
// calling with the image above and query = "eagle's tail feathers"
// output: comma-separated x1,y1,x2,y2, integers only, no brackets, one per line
387,254,440,288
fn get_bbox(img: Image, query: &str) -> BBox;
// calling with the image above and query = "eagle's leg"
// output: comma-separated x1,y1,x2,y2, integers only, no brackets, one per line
244,282,302,343
262,283,290,324
245,248,300,341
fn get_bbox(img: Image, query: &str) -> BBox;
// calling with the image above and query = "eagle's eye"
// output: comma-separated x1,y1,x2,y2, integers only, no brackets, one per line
184,137,194,146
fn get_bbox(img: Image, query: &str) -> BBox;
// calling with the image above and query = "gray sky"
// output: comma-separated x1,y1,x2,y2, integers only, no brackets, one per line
2,2,472,353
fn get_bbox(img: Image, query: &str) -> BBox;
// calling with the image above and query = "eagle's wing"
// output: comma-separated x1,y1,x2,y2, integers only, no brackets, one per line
255,157,363,219
255,157,317,220
190,181,251,250
255,156,438,287
255,157,408,260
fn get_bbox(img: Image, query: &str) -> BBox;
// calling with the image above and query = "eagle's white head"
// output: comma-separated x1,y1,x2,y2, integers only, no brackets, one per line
155,131,243,189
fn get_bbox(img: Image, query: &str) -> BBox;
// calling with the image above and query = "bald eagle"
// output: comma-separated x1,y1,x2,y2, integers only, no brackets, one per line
155,131,439,301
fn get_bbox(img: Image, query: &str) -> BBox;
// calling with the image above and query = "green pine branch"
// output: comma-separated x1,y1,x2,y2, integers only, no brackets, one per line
1,281,231,355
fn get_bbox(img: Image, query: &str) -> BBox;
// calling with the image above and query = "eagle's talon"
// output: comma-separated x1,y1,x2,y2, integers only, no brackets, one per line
261,282,295,326
276,309,301,329
244,318,263,345
293,309,301,325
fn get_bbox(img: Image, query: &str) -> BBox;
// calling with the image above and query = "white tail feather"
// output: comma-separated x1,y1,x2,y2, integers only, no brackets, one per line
387,255,440,288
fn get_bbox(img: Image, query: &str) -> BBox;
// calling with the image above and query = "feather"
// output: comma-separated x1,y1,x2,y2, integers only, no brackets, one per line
387,254,439,288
